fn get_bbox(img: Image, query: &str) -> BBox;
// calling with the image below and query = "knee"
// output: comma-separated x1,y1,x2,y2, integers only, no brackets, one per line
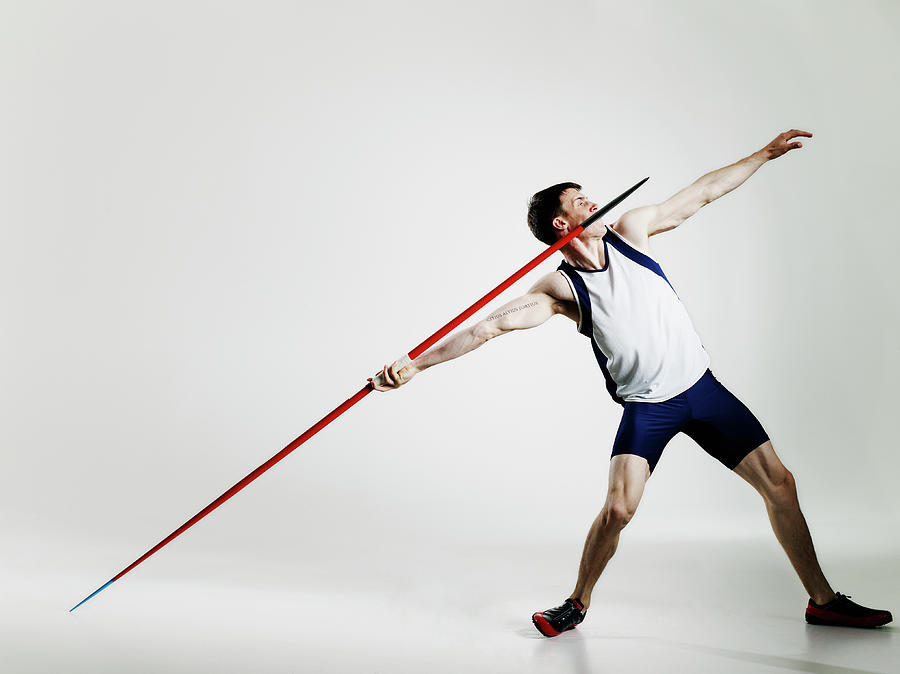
603,500,636,531
766,469,798,508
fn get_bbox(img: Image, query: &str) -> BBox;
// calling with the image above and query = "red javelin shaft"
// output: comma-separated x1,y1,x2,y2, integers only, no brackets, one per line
69,177,648,612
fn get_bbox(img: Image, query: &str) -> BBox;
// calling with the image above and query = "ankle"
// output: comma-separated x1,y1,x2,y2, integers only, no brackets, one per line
812,591,837,606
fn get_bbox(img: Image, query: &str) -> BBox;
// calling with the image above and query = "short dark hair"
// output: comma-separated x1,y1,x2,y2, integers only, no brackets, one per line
527,182,581,246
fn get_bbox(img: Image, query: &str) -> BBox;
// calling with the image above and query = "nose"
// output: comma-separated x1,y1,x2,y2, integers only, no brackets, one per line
588,202,598,213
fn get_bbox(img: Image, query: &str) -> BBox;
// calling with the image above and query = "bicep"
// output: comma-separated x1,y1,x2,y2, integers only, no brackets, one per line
475,292,558,339
649,183,710,235
618,183,711,238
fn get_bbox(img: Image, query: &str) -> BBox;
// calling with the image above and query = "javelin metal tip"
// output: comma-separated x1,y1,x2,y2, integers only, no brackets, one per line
69,579,115,612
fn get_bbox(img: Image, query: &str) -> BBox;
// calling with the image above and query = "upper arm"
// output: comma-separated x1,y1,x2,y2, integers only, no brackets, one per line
474,272,577,340
617,181,711,240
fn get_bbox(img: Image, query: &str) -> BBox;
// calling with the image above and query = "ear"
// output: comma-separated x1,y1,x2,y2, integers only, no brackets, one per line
551,216,569,233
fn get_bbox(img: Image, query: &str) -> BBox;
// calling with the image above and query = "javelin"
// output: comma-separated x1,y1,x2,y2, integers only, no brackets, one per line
69,177,648,612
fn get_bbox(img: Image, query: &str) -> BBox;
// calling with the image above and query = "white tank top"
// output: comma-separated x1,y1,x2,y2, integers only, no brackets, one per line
556,225,710,403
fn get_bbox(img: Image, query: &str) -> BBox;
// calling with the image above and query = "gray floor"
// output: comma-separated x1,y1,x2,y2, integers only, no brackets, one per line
7,532,897,673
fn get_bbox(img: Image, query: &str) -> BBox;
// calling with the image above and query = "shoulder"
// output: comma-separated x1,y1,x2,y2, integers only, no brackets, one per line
609,217,653,255
529,270,576,306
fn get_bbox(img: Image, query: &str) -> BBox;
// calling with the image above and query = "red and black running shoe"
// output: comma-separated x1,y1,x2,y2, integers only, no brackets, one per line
805,592,893,628
532,597,585,637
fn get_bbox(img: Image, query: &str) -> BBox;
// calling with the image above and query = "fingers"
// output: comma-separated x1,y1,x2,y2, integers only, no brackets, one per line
769,129,811,157
368,363,404,392
367,366,390,391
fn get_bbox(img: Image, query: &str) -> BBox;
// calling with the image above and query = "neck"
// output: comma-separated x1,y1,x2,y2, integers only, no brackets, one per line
561,225,608,270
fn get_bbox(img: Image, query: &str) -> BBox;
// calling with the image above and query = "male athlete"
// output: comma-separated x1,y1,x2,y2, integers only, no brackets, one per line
369,130,893,634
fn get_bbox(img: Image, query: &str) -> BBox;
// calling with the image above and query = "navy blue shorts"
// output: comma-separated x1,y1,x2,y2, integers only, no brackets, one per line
611,369,769,474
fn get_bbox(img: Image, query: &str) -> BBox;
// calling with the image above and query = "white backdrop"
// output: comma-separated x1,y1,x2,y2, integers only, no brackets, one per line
2,1,898,672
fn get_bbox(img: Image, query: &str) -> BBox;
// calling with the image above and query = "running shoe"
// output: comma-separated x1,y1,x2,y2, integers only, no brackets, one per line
532,597,585,637
805,592,893,628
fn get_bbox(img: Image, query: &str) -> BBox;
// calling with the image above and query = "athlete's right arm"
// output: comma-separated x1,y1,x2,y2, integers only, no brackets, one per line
369,271,577,391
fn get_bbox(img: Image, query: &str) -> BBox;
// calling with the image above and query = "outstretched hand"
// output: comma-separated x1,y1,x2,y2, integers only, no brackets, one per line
763,129,812,160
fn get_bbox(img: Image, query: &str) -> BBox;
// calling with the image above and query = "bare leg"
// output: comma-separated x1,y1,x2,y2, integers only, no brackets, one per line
571,454,650,610
734,441,835,605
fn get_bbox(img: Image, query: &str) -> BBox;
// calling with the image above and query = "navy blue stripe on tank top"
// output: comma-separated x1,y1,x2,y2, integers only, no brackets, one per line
603,228,676,294
602,228,707,356
556,261,625,406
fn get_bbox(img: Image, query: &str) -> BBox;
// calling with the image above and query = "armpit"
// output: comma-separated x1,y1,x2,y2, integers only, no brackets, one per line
553,299,580,324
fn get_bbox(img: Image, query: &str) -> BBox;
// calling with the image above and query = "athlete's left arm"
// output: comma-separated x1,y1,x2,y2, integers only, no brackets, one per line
616,129,812,241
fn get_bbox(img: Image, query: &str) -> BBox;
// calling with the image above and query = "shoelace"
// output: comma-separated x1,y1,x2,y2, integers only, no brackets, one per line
814,592,849,607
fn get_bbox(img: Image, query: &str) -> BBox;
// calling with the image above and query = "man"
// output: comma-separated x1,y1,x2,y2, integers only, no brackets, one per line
368,130,893,634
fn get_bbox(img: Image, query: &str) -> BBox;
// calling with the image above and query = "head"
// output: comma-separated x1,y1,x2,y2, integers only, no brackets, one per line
527,182,599,245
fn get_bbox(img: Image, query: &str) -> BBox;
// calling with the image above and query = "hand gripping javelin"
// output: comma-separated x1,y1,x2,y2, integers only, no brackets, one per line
69,177,648,612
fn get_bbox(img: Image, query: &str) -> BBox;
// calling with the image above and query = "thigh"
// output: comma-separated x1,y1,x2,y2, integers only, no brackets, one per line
611,397,688,475
732,440,792,498
605,454,651,513
682,371,770,470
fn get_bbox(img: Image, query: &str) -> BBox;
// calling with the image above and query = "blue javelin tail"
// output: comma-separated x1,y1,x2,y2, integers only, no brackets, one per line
69,579,115,612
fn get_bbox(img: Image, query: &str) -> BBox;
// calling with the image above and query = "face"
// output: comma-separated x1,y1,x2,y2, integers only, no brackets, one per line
555,188,599,231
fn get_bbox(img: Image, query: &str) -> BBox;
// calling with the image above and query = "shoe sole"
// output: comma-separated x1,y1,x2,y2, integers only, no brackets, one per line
532,612,580,637
805,610,893,628
532,613,561,637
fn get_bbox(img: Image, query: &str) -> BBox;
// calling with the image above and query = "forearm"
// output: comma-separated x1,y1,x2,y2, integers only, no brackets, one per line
412,324,490,372
695,149,768,203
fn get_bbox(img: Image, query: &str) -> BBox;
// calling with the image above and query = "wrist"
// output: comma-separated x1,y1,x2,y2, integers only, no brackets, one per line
752,148,771,164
